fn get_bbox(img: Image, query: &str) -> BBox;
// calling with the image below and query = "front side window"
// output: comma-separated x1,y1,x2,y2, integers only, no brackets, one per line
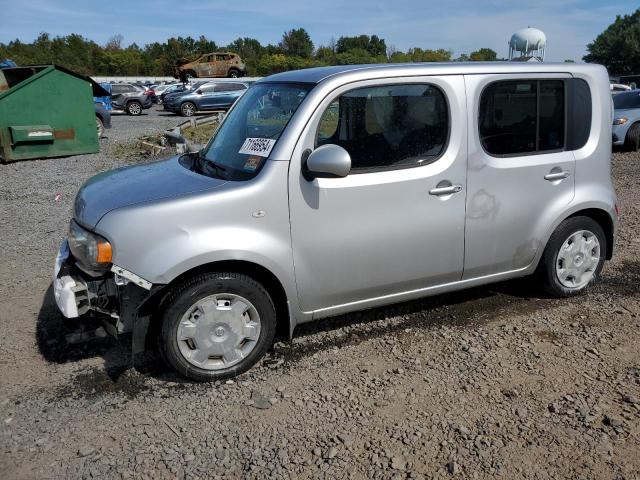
201,83,312,180
316,84,449,172
199,84,216,94
479,80,565,155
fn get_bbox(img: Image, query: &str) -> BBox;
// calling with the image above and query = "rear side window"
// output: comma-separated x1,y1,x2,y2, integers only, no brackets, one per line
215,83,245,92
316,84,449,172
479,80,565,155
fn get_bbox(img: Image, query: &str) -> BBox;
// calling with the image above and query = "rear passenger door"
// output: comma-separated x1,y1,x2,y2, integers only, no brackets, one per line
463,74,577,279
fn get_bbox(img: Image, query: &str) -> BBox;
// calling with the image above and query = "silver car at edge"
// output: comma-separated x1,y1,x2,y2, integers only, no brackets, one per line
53,62,618,381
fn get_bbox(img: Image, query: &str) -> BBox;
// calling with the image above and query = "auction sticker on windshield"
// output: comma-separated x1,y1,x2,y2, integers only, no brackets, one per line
239,138,276,157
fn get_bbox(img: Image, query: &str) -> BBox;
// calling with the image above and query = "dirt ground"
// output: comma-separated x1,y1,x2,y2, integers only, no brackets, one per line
0,108,639,479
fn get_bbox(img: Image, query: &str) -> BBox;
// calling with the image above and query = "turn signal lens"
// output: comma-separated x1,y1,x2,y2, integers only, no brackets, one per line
613,117,628,125
96,241,113,264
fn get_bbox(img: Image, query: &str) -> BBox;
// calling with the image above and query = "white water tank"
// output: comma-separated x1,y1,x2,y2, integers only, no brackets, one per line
509,27,546,61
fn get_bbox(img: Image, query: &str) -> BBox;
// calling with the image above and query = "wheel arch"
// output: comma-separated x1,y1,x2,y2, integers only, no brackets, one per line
566,208,615,260
140,259,292,348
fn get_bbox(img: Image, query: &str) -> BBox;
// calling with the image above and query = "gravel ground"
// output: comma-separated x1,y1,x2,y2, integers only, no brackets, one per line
1,109,639,479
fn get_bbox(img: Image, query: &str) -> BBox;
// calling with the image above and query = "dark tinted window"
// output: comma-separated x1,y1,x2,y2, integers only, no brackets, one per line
111,84,125,94
316,84,448,172
566,78,592,150
480,80,565,155
215,83,246,92
538,80,564,151
613,92,640,109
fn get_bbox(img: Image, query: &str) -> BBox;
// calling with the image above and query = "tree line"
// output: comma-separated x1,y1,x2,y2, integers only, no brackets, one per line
2,8,637,78
0,29,500,77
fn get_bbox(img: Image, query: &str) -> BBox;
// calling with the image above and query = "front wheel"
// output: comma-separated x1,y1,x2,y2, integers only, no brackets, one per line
228,69,240,78
537,216,606,297
624,123,640,152
96,116,104,138
159,272,276,381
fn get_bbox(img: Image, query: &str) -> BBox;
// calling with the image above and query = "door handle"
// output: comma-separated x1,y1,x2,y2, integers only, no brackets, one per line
544,171,570,181
429,184,463,196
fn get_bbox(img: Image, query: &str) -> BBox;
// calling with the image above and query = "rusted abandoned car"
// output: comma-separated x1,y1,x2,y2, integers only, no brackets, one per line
175,52,246,80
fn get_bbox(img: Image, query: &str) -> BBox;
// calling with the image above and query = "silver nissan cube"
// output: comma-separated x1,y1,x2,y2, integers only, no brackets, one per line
54,62,618,381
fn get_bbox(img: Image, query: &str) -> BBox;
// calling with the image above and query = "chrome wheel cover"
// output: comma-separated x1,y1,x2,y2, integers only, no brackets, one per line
177,294,261,370
129,103,141,115
555,230,601,289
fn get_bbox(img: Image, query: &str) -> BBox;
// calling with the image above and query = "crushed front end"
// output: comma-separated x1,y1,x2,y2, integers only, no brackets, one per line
53,220,157,347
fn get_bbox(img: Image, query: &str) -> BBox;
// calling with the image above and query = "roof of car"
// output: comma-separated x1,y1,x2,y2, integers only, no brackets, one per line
261,62,606,85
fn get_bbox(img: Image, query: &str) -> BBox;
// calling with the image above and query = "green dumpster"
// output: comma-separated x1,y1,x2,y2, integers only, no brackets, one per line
0,65,104,162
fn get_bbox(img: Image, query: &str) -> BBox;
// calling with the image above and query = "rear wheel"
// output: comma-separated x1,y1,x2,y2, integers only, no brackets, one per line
537,216,606,297
624,123,640,152
159,272,276,381
126,101,142,116
228,68,240,78
180,102,196,117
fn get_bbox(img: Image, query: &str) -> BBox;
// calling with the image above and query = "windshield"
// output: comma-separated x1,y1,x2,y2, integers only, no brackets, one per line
201,83,312,180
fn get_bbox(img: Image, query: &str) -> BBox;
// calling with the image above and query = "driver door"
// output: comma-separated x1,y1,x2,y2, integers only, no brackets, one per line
288,76,468,313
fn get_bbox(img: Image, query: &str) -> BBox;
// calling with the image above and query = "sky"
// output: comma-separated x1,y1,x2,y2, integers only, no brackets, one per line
0,0,636,62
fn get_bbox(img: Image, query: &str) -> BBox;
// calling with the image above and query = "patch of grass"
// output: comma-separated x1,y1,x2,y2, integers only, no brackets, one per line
182,122,219,145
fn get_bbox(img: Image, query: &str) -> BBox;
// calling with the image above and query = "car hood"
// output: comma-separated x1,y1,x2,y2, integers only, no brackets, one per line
74,156,228,228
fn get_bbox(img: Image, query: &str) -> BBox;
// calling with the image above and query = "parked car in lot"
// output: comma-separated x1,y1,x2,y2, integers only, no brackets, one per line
110,83,153,115
175,52,246,80
153,83,181,102
163,81,249,116
612,90,640,151
54,63,617,381
94,102,111,138
136,84,157,103
160,82,205,105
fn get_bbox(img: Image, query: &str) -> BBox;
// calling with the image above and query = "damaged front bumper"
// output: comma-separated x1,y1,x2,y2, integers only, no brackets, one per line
53,240,156,343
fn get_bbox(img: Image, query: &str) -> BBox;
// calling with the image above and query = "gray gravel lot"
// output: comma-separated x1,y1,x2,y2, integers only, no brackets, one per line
1,108,639,479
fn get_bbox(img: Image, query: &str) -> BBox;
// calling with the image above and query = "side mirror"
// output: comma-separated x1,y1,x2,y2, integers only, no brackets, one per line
303,144,351,181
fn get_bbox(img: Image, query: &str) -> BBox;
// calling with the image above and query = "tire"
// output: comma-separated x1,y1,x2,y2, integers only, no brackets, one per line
180,102,196,117
537,216,606,297
96,116,104,138
624,123,640,152
159,272,276,381
126,101,142,116
228,69,240,78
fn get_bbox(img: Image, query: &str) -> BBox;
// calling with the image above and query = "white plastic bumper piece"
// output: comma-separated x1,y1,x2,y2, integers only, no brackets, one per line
54,275,81,318
53,240,87,319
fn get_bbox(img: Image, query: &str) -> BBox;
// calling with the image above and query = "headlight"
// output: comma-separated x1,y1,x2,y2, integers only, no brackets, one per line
68,220,113,270
613,117,628,125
